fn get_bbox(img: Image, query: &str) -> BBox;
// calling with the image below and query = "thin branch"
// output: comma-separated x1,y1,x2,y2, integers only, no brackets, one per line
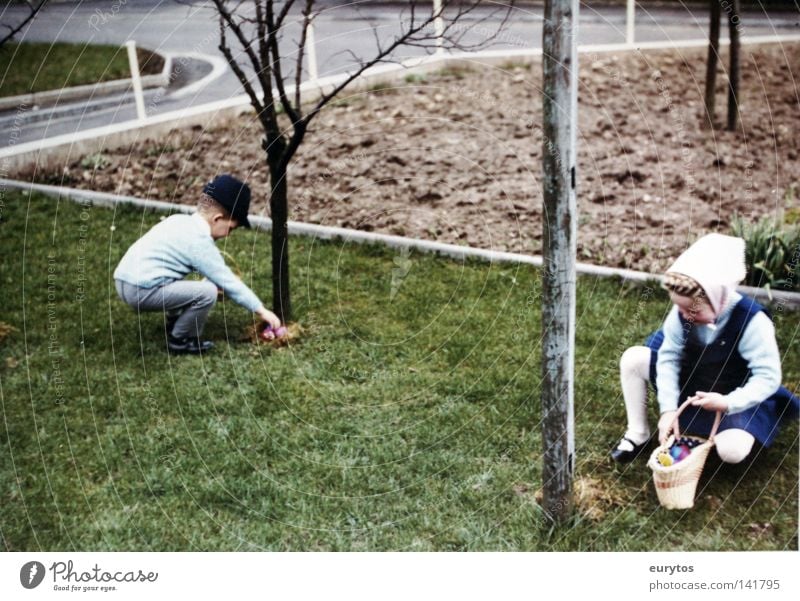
217,14,264,119
294,0,314,112
275,0,298,30
254,1,273,111
265,0,301,125
306,0,511,121
212,0,515,171
0,0,46,47
212,0,272,106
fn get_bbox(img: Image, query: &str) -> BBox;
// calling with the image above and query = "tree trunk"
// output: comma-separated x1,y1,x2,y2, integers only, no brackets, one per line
269,163,292,323
727,0,741,131
541,0,578,524
703,0,721,129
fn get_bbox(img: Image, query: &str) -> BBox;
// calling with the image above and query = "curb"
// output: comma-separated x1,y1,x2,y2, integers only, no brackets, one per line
0,54,172,113
2,177,799,311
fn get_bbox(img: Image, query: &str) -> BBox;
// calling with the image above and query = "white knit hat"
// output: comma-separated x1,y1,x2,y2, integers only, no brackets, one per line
664,233,747,316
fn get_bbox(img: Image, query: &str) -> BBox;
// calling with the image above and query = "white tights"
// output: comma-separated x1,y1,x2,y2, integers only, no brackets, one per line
619,346,756,464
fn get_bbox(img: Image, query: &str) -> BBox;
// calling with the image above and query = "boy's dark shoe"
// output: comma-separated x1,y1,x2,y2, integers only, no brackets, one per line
167,335,214,355
165,312,180,335
610,436,650,463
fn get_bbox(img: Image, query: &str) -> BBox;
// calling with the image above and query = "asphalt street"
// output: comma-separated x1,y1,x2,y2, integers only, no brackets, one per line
1,1,798,147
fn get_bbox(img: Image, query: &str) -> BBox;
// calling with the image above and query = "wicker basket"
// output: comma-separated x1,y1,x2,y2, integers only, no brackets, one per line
647,399,722,510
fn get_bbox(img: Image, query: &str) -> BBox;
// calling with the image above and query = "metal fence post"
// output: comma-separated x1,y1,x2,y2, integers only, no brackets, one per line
307,18,319,83
626,0,635,45
433,0,444,55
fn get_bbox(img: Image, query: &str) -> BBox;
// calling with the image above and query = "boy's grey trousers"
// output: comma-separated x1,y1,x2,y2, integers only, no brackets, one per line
115,279,218,339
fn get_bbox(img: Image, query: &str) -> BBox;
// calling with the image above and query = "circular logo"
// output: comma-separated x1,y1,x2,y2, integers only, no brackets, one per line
20,561,45,589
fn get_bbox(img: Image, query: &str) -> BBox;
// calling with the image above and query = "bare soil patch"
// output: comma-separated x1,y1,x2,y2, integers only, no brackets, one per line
23,43,799,273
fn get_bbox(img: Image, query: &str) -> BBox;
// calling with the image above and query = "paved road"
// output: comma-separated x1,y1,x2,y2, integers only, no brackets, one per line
1,0,798,147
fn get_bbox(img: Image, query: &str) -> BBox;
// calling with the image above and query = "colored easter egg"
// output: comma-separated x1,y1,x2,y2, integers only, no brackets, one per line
274,326,288,338
657,452,674,467
670,444,691,462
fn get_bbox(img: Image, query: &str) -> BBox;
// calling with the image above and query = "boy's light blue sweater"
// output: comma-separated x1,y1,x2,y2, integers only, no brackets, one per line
113,213,263,312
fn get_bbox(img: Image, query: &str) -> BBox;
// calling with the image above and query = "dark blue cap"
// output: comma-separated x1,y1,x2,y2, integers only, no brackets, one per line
202,174,252,228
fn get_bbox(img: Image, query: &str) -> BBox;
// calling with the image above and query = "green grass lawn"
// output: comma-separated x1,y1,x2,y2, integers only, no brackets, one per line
0,191,797,551
0,42,164,97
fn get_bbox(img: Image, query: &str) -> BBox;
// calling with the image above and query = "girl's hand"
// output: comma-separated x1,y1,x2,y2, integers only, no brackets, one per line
658,411,678,445
689,391,728,412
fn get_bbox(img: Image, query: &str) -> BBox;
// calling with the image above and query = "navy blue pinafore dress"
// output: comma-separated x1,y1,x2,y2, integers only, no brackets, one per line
644,296,799,447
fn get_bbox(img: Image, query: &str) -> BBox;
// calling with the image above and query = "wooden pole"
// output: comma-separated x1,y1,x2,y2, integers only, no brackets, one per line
703,0,721,129
726,0,741,131
541,0,578,524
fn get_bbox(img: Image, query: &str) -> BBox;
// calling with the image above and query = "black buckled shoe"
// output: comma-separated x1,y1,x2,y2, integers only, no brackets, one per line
610,436,649,464
167,335,214,355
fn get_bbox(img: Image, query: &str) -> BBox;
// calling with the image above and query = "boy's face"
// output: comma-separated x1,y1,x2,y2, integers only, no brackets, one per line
669,292,716,325
209,211,239,240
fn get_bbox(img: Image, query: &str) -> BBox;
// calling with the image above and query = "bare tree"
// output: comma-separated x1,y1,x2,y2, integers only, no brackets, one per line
211,0,511,322
726,0,741,131
702,0,721,129
0,0,47,47
703,0,741,131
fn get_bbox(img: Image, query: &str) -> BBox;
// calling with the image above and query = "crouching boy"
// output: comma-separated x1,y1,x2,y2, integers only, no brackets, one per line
113,174,281,354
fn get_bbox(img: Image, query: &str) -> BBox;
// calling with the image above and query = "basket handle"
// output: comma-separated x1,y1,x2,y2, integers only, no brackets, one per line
670,396,723,443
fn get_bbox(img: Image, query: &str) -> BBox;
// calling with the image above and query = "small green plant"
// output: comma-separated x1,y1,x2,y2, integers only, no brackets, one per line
435,66,472,80
144,143,175,157
731,213,800,292
500,60,527,71
784,185,799,225
366,82,396,96
80,152,110,170
403,73,427,84
330,96,353,108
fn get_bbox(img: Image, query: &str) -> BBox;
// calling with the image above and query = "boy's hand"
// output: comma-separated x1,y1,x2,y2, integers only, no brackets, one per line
658,411,678,445
256,307,281,329
689,391,728,412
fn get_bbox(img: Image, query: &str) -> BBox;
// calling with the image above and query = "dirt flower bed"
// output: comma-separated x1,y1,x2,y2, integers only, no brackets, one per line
24,43,799,273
